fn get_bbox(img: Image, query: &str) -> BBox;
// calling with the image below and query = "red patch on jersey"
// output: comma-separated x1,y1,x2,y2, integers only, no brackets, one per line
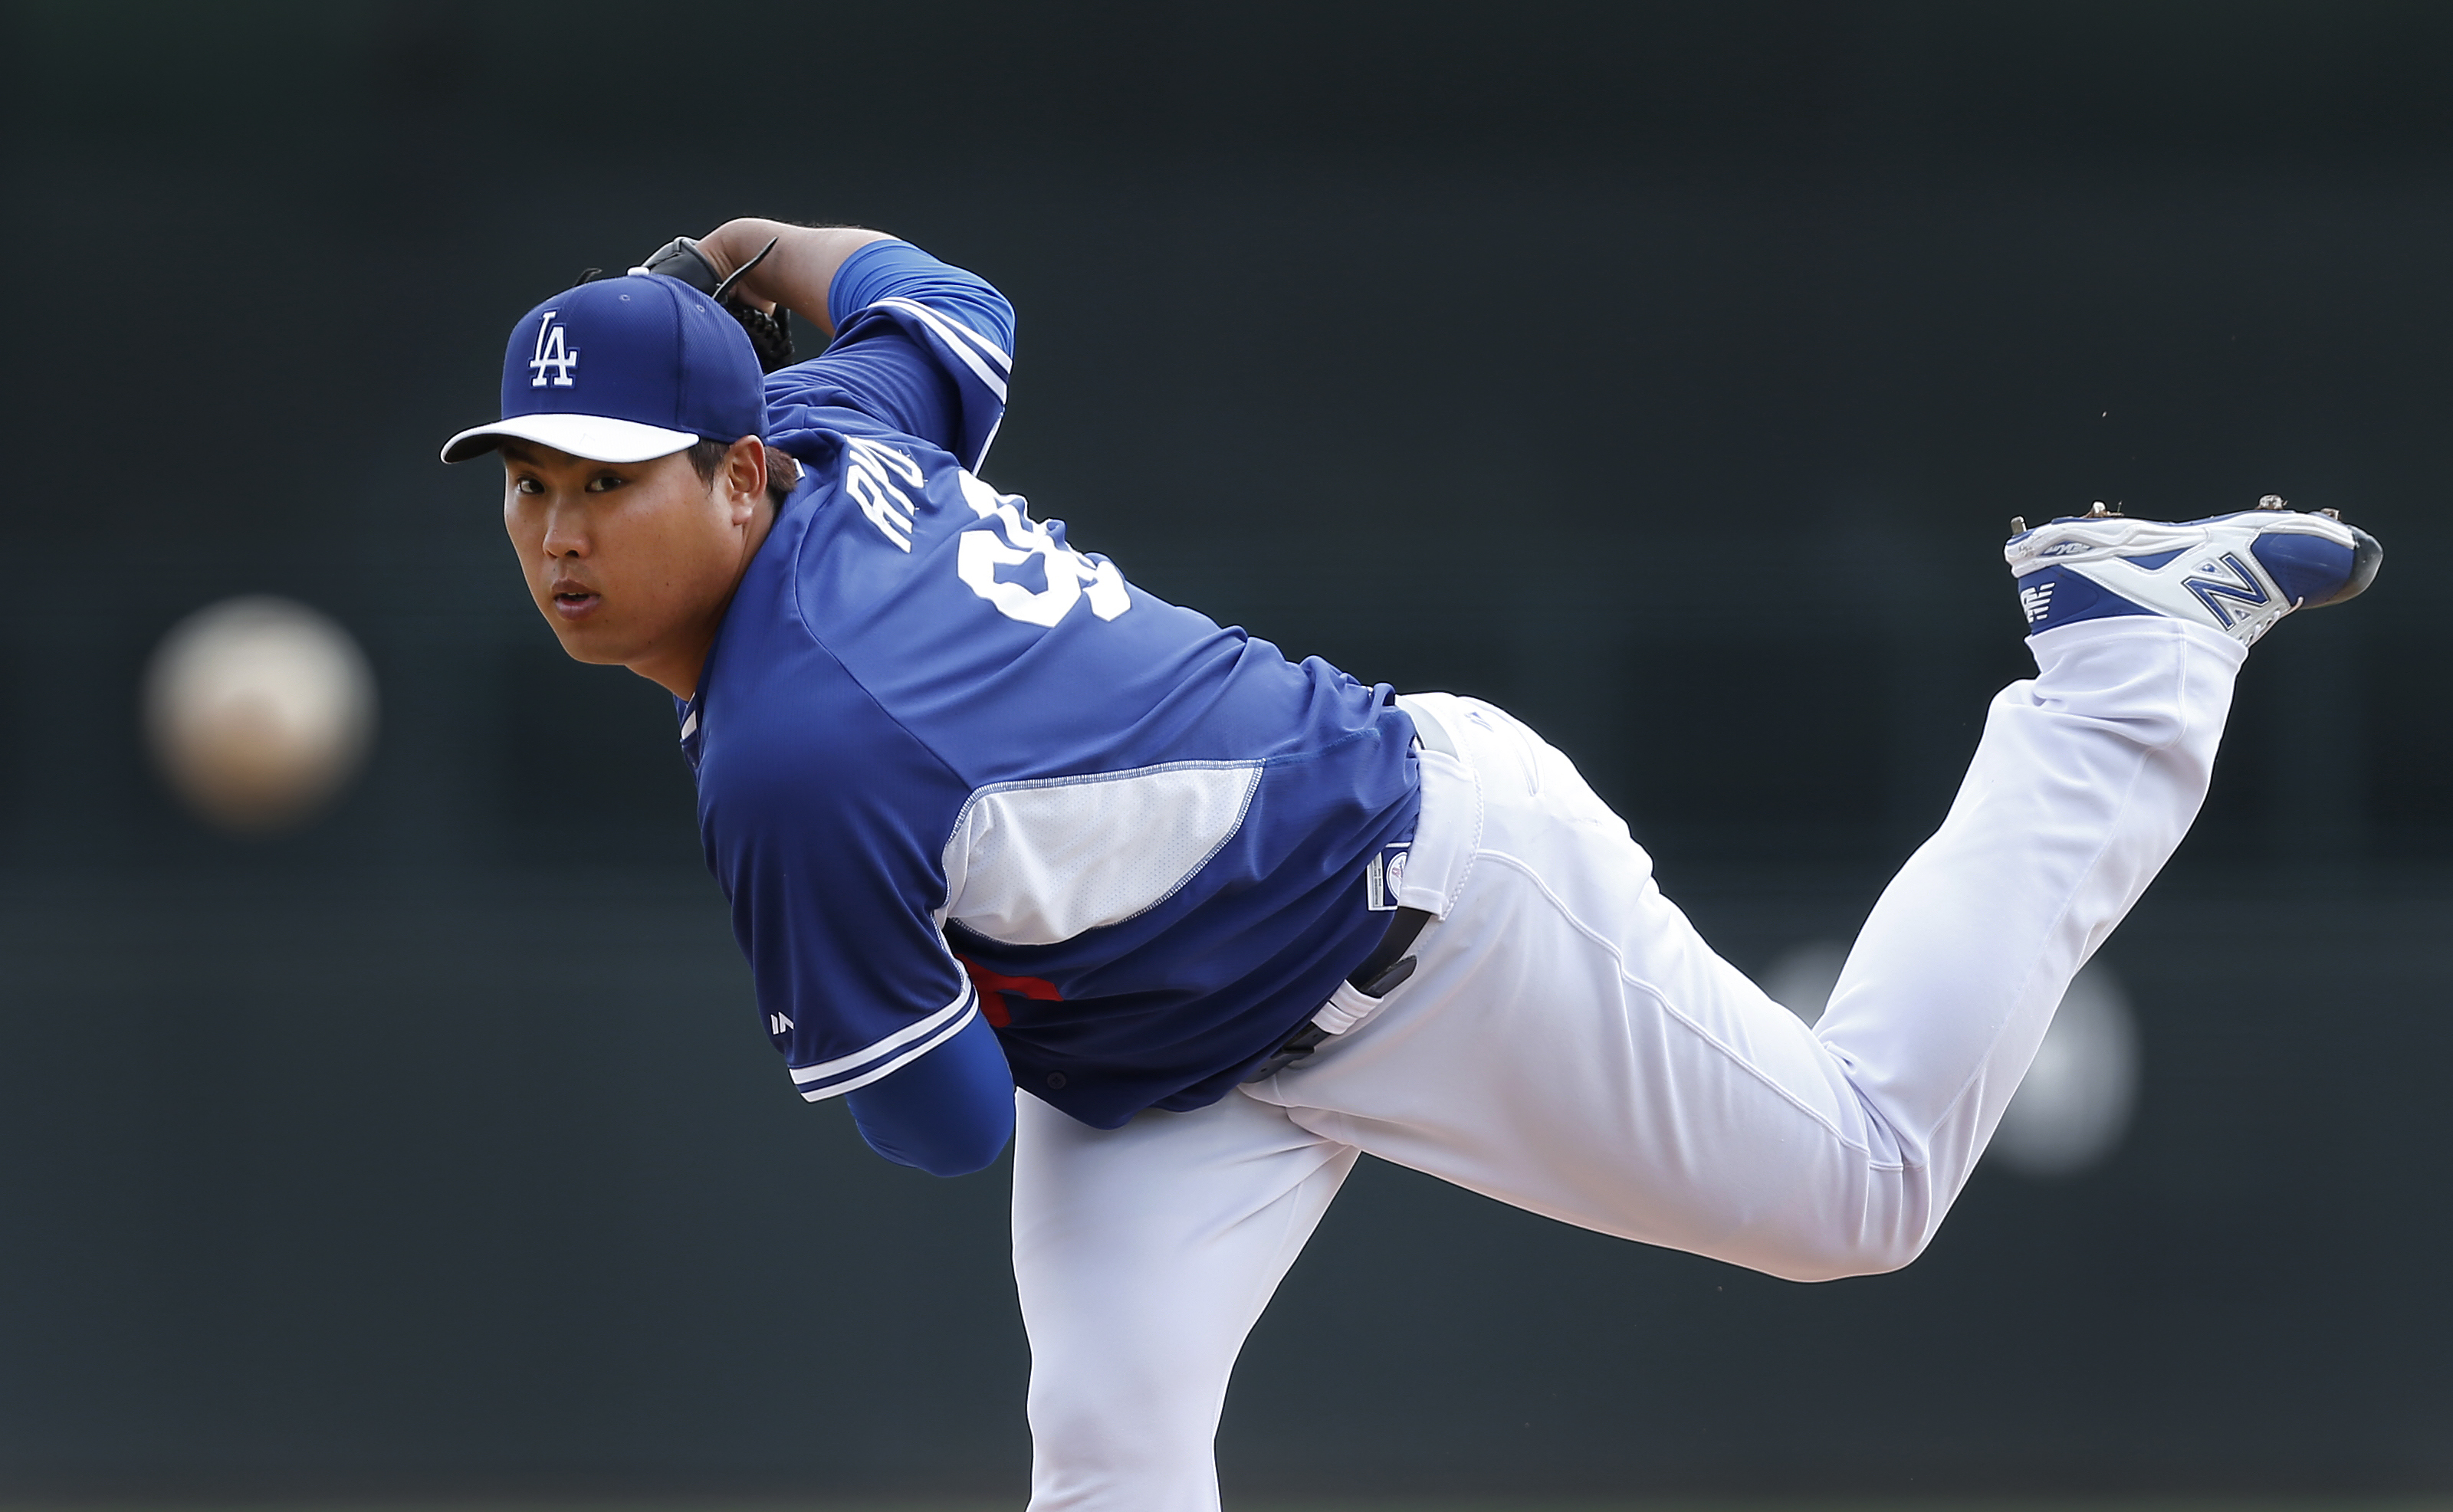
955,956,1062,1029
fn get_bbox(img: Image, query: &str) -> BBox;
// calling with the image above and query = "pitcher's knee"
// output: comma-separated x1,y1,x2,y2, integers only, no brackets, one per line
1027,1369,1220,1509
1751,1222,1933,1284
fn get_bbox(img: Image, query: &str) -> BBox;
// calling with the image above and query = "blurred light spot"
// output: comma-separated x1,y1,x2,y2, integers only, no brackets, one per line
143,596,377,834
1992,963,2139,1178
1761,939,2139,1176
1763,938,1848,1026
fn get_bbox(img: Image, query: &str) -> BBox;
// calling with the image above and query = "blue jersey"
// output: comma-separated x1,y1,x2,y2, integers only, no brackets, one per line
682,241,1420,1131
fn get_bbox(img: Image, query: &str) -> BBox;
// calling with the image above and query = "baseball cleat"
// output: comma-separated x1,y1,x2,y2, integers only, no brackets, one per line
2005,497,2382,645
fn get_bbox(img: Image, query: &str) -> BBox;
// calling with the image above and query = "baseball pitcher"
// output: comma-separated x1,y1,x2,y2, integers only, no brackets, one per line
442,220,2381,1509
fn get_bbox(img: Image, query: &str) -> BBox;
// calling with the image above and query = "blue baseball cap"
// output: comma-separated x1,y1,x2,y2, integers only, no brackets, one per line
441,274,766,464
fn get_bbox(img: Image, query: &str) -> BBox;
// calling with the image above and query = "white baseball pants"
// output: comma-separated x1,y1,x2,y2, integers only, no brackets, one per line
1013,617,2245,1511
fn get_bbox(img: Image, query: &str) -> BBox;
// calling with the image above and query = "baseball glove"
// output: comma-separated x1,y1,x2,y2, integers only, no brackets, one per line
632,235,797,373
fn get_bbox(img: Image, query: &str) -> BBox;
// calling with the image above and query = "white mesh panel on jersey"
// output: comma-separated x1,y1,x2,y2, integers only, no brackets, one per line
940,763,1264,946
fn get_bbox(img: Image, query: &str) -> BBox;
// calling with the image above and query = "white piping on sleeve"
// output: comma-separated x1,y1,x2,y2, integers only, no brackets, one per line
871,297,1010,400
790,981,976,1086
793,999,980,1103
876,295,1013,372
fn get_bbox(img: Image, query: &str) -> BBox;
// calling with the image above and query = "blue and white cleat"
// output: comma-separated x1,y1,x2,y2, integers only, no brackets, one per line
2005,496,2382,646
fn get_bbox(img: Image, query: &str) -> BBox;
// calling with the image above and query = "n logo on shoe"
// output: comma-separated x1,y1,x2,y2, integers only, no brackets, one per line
2019,582,2055,624
2182,553,2270,627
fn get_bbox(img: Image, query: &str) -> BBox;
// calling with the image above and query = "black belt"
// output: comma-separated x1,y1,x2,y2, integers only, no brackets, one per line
1243,904,1433,1082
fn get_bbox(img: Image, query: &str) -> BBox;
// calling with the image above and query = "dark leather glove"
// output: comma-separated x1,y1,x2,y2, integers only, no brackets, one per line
631,235,796,373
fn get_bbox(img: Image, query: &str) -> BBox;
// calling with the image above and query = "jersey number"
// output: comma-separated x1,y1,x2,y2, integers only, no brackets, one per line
955,471,1130,628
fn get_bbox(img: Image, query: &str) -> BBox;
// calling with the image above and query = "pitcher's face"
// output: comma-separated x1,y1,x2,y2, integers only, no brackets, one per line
500,439,754,687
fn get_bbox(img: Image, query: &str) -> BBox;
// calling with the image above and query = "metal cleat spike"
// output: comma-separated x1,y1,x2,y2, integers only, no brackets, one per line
2258,494,2287,510
2088,500,2110,517
2009,515,2027,534
2321,507,2341,520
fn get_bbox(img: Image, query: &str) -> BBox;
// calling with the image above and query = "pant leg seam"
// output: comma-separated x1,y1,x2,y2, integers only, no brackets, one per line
1475,848,1893,1169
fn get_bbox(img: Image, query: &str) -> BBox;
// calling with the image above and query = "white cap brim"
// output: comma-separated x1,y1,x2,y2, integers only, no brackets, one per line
440,412,699,465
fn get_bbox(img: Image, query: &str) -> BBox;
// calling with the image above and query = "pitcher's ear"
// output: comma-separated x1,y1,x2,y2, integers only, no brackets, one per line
724,435,769,514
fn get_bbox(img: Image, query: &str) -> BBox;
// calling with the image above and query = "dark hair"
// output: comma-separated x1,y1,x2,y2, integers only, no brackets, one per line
687,438,800,509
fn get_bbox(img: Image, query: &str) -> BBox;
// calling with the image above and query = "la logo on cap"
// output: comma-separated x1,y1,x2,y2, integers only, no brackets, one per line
439,274,764,465
529,310,579,389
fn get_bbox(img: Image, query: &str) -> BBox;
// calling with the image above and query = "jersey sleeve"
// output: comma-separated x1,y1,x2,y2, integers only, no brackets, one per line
842,1012,1015,1176
763,239,1016,471
701,663,983,1104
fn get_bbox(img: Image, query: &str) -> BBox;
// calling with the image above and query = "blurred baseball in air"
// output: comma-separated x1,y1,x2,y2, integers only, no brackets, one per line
143,596,377,834
1763,939,1850,1026
1989,963,2139,1178
1763,939,2139,1177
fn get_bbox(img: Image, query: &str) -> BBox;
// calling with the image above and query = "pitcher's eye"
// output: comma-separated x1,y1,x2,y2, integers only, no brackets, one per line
585,473,629,494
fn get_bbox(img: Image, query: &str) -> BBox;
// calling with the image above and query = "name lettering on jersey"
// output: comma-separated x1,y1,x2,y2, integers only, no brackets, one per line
528,311,579,388
954,470,1131,627
845,436,927,550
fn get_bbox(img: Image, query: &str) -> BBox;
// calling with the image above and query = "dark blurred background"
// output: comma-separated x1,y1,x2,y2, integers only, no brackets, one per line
3,0,2452,1501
